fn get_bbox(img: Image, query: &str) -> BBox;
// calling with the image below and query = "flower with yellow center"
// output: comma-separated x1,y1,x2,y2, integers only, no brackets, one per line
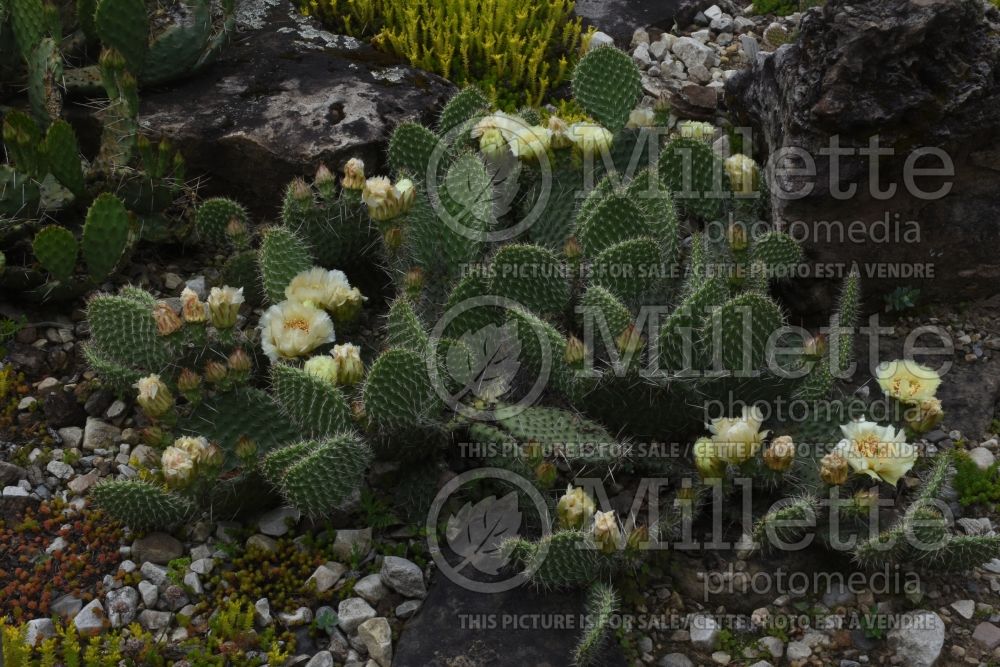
832,419,916,486
134,375,174,419
592,510,621,554
677,120,716,141
875,360,941,403
626,107,656,129
161,446,195,487
258,300,335,363
724,154,760,195
556,485,596,530
705,406,768,464
342,158,365,190
567,123,613,157
207,286,244,329
332,342,364,385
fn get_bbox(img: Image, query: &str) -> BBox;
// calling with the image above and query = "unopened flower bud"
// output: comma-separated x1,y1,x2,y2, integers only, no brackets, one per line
396,178,416,214
693,437,725,479
202,443,224,468
315,163,336,198
227,348,252,383
534,461,558,488
724,153,760,196
304,355,339,384
333,343,364,386
177,368,202,401
383,227,403,252
204,360,228,384
564,237,582,262
727,223,749,252
134,375,174,419
404,268,424,296
153,303,183,336
556,485,596,530
236,436,257,460
289,177,312,204
478,127,508,159
615,324,645,356
853,488,879,512
341,158,365,190
803,334,827,360
564,335,587,367
820,452,850,486
141,425,166,447
207,286,244,329
592,510,621,554
225,218,249,249
763,435,796,472
351,400,367,424
181,288,207,323
626,524,650,551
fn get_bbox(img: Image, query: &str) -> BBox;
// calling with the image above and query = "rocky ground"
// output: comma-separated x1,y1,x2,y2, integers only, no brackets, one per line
4,0,1000,665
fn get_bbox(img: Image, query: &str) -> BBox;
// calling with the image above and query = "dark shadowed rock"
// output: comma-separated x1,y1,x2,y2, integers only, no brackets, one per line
394,574,627,667
44,388,86,429
139,0,455,216
727,0,1000,315
574,0,682,42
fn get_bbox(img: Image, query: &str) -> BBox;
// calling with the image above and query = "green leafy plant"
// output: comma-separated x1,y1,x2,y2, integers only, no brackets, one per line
954,450,1000,507
883,285,921,313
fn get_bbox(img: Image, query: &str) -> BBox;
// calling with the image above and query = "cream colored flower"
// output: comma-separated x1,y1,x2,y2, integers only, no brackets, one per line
626,107,656,129
592,510,621,554
724,154,760,195
705,406,768,464
470,111,523,141
556,485,596,530
832,419,916,486
173,436,211,464
207,286,244,329
304,355,339,384
875,360,941,403
477,127,509,159
509,125,553,161
567,123,613,157
677,120,716,141
362,176,413,221
285,267,352,310
342,158,365,189
259,300,335,363
161,446,195,487
819,452,849,486
332,342,364,385
905,398,944,435
180,287,206,323
134,375,173,419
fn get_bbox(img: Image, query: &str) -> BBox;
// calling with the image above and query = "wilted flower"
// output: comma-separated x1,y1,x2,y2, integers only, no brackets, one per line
304,355,339,384
204,360,228,384
564,335,587,367
134,375,174,419
259,300,335,363
557,485,596,529
693,437,726,479
763,435,796,472
161,446,195,487
341,158,365,190
705,406,769,464
332,342,364,385
181,288,207,323
875,360,941,403
207,286,244,329
905,398,944,435
724,153,760,195
626,107,656,129
832,419,916,486
153,302,183,336
819,451,850,486
677,120,716,141
592,510,621,554
567,123,613,157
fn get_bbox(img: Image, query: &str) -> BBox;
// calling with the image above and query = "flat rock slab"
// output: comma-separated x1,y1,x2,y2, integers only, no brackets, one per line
140,0,455,215
574,0,682,42
394,574,627,667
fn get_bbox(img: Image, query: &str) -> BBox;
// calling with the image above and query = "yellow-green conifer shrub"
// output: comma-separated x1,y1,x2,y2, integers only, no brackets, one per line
301,0,593,108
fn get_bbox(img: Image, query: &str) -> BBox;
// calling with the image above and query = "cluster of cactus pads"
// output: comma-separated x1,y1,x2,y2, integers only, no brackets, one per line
1,0,234,299
80,43,998,666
